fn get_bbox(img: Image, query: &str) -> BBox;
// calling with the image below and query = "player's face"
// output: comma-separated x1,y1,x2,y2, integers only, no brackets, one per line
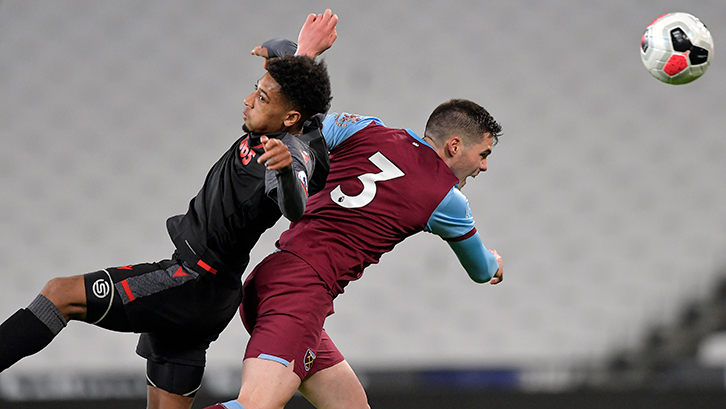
450,134,494,189
242,73,293,134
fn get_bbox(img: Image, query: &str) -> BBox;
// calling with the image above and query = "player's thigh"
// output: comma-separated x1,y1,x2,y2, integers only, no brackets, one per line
243,252,334,379
298,359,369,409
236,357,301,409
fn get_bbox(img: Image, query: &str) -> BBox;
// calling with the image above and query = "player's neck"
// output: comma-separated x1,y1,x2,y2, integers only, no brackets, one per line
422,135,440,150
286,124,304,136
422,135,449,163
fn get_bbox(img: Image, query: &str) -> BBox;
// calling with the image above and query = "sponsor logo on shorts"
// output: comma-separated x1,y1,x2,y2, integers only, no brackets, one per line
304,349,316,372
92,278,111,299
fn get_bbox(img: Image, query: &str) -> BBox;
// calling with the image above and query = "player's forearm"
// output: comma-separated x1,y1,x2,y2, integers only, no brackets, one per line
275,166,307,221
449,234,499,283
258,38,318,60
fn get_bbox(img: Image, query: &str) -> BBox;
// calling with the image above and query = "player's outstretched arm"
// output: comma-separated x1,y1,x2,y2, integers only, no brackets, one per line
427,188,503,285
447,234,503,284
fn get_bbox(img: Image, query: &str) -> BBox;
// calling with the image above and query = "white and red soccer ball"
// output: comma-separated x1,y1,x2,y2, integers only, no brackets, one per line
640,12,714,85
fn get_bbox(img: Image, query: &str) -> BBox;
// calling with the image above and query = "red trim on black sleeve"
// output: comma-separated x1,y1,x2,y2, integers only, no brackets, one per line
120,279,135,302
443,227,477,242
197,259,218,275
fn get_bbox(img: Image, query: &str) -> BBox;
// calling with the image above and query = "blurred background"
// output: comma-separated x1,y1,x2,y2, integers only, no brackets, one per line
1,1,726,407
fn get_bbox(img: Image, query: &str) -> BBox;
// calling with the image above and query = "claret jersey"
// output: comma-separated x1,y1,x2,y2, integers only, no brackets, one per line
276,113,498,296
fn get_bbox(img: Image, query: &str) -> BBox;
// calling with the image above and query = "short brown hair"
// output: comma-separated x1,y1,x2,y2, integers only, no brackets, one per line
424,99,502,146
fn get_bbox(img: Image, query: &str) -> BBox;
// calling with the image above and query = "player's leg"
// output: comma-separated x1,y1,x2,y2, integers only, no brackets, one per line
298,359,369,409
0,274,86,371
147,385,195,409
237,357,302,409
0,261,149,371
0,259,191,372
139,336,209,409
144,359,206,409
41,275,89,319
297,330,369,409
204,252,332,409
200,357,301,409
133,263,241,409
207,357,368,409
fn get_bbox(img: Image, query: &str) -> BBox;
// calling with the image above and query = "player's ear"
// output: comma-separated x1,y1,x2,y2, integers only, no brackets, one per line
283,110,302,129
446,137,462,157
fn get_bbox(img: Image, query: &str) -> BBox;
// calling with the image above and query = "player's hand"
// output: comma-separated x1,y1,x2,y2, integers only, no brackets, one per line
250,44,271,69
251,38,298,69
489,249,503,285
296,9,338,58
257,135,292,170
251,44,271,59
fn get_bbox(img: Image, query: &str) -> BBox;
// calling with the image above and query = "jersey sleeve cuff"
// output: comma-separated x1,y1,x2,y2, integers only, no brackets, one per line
443,227,477,242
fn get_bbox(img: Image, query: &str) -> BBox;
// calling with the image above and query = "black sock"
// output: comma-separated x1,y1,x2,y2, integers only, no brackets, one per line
0,295,67,372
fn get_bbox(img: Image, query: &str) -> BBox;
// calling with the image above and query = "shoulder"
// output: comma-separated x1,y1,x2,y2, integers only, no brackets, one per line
324,112,384,128
280,133,306,150
438,188,471,218
322,112,385,149
280,133,314,171
280,133,311,160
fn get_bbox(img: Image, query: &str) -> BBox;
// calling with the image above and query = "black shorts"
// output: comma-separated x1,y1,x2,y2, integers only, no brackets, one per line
84,257,241,367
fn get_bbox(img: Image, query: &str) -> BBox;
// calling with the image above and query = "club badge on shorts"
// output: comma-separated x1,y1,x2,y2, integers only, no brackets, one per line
304,349,316,372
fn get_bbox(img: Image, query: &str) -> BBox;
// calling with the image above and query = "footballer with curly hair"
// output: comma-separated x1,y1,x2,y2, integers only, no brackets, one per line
0,10,338,409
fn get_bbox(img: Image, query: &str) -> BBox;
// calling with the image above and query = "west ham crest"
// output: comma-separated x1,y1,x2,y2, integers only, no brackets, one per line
304,349,316,372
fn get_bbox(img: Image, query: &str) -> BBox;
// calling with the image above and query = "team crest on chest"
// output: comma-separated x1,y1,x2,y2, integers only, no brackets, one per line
334,113,363,127
304,349,316,372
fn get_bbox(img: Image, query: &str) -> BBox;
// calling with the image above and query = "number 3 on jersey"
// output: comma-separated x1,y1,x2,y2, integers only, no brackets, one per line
330,152,404,209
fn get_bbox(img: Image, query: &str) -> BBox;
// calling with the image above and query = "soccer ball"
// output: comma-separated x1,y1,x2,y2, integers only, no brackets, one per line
640,12,714,85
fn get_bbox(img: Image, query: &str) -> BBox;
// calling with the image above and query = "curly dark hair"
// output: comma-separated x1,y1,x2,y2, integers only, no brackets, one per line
424,99,502,146
266,55,332,125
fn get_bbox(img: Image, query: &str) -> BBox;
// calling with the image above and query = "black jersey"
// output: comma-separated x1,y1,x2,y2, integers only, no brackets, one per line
166,130,319,286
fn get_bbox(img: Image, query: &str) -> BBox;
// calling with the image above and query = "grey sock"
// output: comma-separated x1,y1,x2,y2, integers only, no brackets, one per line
27,294,67,335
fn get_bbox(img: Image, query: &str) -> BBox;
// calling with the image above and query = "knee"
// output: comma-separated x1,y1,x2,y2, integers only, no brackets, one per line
40,277,74,303
39,276,86,319
147,360,204,397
